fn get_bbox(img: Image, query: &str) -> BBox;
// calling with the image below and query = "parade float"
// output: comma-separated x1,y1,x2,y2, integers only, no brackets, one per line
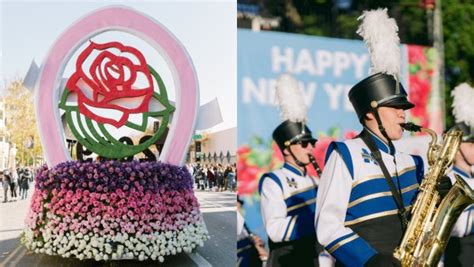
21,6,209,261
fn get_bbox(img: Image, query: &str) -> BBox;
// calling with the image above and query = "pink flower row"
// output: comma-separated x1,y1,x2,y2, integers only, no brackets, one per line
25,188,201,237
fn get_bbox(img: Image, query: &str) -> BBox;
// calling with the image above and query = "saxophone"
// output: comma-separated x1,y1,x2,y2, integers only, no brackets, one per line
394,123,474,266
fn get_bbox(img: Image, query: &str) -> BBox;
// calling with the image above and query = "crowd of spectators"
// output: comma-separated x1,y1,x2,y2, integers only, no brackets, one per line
1,167,34,202
186,162,236,192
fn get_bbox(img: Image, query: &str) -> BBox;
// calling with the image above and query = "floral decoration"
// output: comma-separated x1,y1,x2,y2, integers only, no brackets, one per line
21,160,209,262
237,137,283,196
407,45,436,132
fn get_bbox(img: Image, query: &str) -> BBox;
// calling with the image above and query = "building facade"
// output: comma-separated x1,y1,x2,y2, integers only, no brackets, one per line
0,99,10,170
189,127,236,165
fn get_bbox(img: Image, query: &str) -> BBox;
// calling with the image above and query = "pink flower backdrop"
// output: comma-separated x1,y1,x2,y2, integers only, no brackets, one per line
407,45,440,134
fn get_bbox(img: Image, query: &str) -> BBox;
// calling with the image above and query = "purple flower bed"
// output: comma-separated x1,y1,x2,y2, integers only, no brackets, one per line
35,160,193,192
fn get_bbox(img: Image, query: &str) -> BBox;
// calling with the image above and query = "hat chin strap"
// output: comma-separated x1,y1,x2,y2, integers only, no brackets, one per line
372,108,395,153
287,145,308,174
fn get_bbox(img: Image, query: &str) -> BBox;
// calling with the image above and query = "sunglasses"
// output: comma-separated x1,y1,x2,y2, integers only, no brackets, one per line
297,140,316,148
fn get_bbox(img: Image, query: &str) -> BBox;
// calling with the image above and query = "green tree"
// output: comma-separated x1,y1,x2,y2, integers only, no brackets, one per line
4,78,42,167
442,1,474,127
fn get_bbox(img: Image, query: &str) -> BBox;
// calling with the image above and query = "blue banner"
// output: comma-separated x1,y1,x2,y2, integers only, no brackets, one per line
238,29,409,144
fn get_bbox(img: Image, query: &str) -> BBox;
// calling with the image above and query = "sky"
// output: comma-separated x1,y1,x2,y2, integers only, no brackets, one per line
0,0,236,132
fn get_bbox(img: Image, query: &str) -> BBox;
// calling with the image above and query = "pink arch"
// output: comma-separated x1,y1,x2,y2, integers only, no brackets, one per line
36,6,198,167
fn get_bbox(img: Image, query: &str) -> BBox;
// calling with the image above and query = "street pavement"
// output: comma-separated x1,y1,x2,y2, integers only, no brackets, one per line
0,186,236,267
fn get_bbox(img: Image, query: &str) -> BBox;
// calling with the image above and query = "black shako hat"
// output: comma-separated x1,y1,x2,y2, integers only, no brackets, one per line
272,120,317,152
349,73,414,120
455,122,474,142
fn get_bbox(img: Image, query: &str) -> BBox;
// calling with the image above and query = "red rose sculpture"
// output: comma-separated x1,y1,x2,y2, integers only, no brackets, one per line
66,41,154,128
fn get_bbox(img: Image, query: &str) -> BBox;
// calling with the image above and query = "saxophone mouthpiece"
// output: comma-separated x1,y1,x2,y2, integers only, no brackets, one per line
400,122,422,132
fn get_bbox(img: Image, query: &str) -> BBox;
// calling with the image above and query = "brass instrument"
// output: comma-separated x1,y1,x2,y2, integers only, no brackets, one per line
394,123,474,266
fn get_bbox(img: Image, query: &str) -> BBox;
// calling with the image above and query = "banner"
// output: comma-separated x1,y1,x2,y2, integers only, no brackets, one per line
238,29,374,145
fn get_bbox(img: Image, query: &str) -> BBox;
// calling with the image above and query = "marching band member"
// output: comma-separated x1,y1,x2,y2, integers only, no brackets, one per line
314,9,451,266
445,83,474,266
259,74,322,266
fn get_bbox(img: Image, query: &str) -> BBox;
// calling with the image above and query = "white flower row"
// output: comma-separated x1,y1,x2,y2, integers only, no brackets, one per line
22,221,209,262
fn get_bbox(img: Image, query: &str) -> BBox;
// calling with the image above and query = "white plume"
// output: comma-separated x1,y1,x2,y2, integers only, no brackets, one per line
275,73,307,122
357,8,401,77
452,83,474,127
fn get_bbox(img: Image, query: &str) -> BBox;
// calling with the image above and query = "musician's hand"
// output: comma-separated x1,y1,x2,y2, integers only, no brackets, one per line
250,235,268,260
437,175,453,199
251,235,264,247
365,254,401,267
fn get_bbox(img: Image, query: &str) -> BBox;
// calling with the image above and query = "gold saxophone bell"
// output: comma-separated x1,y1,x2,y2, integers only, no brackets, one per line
394,123,474,266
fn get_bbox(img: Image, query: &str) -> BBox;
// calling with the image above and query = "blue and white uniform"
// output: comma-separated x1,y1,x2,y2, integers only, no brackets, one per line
315,130,424,266
445,166,474,266
259,162,320,266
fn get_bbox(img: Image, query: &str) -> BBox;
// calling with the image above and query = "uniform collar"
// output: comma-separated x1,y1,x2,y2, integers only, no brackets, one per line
364,127,395,155
283,162,304,176
453,166,472,179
